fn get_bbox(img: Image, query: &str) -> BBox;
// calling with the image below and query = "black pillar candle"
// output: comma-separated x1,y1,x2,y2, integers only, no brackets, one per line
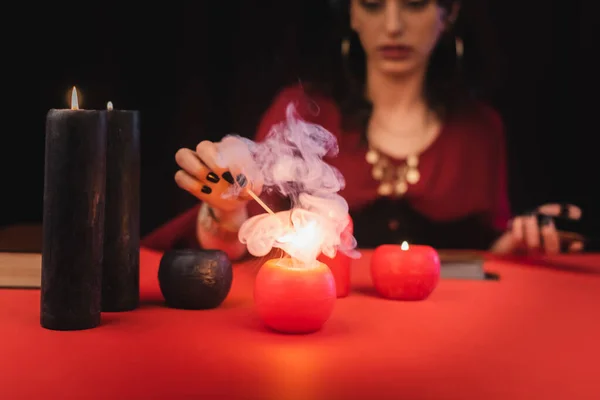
41,93,106,330
101,103,140,312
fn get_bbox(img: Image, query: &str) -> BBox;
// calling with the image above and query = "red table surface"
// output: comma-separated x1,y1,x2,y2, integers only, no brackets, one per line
1,249,600,400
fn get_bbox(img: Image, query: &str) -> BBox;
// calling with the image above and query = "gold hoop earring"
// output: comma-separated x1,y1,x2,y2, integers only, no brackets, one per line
341,38,350,57
455,37,464,59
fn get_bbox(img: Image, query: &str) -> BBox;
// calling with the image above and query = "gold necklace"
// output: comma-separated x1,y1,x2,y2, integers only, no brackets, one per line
366,147,420,197
366,112,435,197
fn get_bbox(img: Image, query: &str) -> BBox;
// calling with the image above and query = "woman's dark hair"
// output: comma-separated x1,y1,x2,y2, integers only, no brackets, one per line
291,0,504,131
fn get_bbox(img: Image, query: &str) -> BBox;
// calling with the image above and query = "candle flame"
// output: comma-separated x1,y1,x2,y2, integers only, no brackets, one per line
107,101,113,110
70,86,79,110
401,241,409,251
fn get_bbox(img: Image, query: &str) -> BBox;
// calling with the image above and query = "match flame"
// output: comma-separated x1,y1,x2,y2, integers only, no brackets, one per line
277,220,319,249
275,219,325,267
107,101,113,110
70,86,79,110
401,241,409,251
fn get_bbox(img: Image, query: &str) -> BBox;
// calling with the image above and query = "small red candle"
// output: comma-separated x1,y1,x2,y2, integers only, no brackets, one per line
317,215,354,298
318,252,351,298
371,241,440,301
254,257,336,334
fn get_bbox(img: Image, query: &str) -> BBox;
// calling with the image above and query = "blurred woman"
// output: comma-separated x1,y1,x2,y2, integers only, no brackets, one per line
144,0,582,260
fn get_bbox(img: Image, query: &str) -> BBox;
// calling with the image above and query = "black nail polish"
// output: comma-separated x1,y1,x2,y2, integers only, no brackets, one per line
559,203,570,219
201,186,212,194
539,215,553,227
206,172,219,183
236,174,247,187
222,171,234,184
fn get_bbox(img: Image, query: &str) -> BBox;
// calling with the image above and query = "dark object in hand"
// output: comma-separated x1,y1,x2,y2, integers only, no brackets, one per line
158,249,232,309
534,213,600,252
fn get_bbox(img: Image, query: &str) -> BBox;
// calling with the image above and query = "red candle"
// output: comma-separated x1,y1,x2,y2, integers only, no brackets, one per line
317,215,354,298
370,241,440,300
254,257,336,334
318,252,351,298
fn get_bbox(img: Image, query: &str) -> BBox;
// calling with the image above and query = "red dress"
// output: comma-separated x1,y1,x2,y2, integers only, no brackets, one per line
143,84,511,250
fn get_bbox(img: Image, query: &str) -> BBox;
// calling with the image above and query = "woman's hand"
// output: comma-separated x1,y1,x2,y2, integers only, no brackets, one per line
174,140,263,214
491,203,584,255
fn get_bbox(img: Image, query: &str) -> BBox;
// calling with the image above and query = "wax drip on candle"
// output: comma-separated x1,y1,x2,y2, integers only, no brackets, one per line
214,103,360,265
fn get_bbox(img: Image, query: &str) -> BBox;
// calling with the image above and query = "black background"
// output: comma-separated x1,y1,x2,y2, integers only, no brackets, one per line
1,1,598,238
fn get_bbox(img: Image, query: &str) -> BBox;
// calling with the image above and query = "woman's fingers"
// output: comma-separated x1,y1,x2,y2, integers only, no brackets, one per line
196,140,226,173
196,140,254,193
569,241,584,252
501,203,585,255
176,146,231,190
535,203,584,253
174,167,239,211
522,214,541,250
175,140,264,211
175,147,227,201
215,137,264,196
536,203,582,220
181,141,234,188
174,169,213,203
539,216,560,254
511,216,524,242
175,148,210,180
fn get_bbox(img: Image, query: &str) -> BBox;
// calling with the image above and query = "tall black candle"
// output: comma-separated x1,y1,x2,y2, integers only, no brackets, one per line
41,88,106,331
101,102,140,312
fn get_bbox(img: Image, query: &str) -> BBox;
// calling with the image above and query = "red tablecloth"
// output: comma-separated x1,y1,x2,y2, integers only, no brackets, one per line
1,248,600,400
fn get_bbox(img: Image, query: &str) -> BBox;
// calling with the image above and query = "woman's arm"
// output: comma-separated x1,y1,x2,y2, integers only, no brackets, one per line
146,84,333,257
196,202,248,260
485,105,512,235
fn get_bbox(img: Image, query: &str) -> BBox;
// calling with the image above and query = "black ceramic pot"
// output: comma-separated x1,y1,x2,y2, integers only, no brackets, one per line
158,249,233,310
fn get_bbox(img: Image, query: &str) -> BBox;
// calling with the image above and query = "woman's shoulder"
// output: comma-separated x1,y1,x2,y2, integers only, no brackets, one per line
449,100,506,145
255,83,342,142
474,101,504,132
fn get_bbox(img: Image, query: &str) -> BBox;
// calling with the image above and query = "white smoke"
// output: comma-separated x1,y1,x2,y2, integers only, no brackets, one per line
214,103,360,265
